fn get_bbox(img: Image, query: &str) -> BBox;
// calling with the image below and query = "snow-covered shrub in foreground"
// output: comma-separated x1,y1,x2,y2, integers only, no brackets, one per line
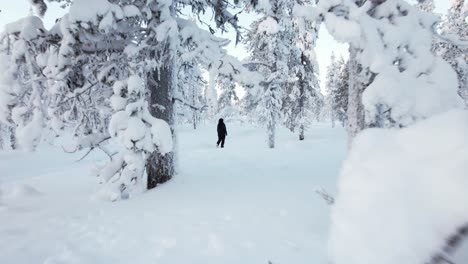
329,110,468,264
97,75,173,201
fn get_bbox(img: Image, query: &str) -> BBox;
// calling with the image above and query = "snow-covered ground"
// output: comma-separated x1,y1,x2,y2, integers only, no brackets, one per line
0,123,346,264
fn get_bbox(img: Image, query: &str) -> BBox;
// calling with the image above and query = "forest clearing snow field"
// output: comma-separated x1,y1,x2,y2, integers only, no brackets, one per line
0,123,346,264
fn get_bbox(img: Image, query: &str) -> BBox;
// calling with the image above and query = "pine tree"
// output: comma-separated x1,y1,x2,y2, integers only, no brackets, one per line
283,3,322,140
217,74,239,120
175,55,206,129
245,0,320,147
283,51,322,140
324,53,341,127
331,57,349,127
244,2,289,148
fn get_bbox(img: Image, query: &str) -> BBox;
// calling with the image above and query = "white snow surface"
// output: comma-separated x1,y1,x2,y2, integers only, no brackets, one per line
329,110,468,264
0,123,346,263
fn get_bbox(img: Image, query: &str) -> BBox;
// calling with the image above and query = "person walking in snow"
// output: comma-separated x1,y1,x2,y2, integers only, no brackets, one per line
216,118,228,148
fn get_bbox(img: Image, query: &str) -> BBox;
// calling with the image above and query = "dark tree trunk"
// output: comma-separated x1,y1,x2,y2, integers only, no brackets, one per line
9,126,17,150
192,112,197,130
0,125,4,150
192,89,197,130
299,125,305,141
146,43,176,190
267,110,276,149
298,60,306,141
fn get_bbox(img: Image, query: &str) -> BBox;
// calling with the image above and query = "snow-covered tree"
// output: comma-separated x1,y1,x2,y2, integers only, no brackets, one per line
0,16,49,151
99,75,173,201
283,51,322,140
331,57,349,127
69,0,259,198
283,5,322,140
175,54,206,129
217,74,239,121
324,53,341,127
436,0,468,106
244,13,286,148
245,0,321,147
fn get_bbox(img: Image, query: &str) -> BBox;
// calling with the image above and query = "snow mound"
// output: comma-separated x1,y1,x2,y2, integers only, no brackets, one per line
363,59,463,127
257,17,279,35
69,0,111,23
329,110,468,264
3,16,46,40
1,183,43,200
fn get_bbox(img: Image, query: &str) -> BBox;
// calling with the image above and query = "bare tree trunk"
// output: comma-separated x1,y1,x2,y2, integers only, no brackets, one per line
268,112,275,148
9,126,17,150
146,43,176,190
192,112,197,130
192,90,197,130
298,67,306,141
299,125,305,141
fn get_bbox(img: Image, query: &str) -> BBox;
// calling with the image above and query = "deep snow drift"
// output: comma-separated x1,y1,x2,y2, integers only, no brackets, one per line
329,110,468,264
0,123,346,264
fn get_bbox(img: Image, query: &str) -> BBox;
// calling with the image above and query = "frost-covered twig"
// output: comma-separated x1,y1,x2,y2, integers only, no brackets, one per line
59,81,99,106
315,188,335,205
62,135,111,161
427,222,468,264
242,61,274,70
75,136,111,161
432,24,468,49
172,97,207,111
98,146,117,161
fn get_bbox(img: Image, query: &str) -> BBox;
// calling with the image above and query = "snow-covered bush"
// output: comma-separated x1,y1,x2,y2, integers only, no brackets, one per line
98,75,173,201
0,16,49,151
329,110,468,264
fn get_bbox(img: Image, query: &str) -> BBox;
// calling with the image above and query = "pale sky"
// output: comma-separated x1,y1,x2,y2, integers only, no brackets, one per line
0,0,452,90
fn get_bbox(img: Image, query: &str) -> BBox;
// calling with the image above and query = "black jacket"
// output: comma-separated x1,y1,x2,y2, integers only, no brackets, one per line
217,120,227,137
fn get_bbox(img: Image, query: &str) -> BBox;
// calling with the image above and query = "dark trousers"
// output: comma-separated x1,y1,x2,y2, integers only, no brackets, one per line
217,135,225,148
